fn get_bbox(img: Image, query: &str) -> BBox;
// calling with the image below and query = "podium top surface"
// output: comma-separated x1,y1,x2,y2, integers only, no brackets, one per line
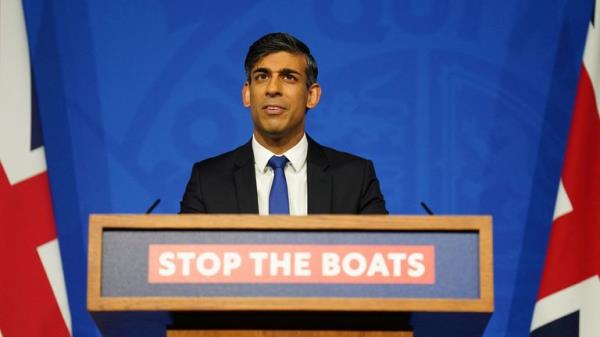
89,214,490,230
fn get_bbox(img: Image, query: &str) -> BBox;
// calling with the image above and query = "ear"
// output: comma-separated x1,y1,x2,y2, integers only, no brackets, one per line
306,83,322,109
242,82,251,107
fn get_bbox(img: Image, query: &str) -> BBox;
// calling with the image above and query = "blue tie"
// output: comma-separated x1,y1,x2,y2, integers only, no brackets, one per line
268,156,289,214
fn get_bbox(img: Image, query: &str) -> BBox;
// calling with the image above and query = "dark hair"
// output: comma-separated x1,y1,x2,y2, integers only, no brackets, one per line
244,32,318,87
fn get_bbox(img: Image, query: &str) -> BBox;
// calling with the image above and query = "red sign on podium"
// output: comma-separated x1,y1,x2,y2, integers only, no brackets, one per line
148,244,435,284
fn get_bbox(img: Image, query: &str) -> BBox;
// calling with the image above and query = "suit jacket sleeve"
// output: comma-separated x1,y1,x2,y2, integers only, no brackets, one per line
180,162,207,213
359,160,388,214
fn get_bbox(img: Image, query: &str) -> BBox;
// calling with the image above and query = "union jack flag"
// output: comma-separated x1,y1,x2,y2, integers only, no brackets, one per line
0,0,71,336
530,1,600,336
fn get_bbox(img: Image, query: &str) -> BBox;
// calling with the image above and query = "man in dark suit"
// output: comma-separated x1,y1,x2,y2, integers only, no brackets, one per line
180,32,387,215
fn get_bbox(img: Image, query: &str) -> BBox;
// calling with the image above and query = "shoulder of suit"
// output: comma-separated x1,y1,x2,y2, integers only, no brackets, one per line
310,138,372,167
322,146,371,164
193,141,252,171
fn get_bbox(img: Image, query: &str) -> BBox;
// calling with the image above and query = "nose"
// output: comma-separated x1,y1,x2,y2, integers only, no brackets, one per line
265,77,282,97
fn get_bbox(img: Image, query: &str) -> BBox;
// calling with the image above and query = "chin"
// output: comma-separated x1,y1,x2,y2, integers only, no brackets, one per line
263,130,287,140
260,124,287,137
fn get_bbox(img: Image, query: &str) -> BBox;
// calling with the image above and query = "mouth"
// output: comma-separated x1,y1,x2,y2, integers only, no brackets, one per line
262,104,286,115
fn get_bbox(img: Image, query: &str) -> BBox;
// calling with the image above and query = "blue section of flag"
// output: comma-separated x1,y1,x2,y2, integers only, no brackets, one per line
592,0,596,26
531,311,579,337
30,73,43,151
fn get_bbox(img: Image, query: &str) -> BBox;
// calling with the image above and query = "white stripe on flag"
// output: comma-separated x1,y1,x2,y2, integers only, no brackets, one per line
0,0,46,185
531,275,600,335
583,1,600,119
37,239,73,335
552,179,573,221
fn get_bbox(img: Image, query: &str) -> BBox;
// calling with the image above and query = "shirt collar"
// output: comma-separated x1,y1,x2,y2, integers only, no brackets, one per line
252,133,308,173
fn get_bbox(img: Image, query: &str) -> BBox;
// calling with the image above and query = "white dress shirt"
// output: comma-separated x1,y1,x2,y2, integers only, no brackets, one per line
252,133,308,215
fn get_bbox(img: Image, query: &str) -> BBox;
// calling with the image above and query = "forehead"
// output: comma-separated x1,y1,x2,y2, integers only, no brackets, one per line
253,51,306,74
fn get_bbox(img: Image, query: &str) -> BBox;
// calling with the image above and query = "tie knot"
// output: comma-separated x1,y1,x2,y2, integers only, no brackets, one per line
268,155,288,170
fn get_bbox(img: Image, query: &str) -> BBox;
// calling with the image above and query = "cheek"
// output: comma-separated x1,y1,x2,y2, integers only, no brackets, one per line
250,109,260,123
289,88,309,104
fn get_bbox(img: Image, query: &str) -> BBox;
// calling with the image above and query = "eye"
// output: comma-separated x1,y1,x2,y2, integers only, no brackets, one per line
254,73,268,81
283,74,297,82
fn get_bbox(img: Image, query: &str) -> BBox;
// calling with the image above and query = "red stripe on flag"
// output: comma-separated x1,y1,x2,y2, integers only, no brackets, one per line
537,65,600,300
0,165,70,337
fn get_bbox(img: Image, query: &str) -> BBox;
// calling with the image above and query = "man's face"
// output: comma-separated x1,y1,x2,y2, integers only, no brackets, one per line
243,51,320,144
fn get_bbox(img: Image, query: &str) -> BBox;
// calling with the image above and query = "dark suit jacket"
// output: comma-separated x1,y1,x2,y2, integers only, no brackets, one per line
180,136,388,214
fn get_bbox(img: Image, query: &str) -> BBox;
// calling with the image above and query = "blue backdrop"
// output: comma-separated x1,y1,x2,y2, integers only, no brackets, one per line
22,0,593,336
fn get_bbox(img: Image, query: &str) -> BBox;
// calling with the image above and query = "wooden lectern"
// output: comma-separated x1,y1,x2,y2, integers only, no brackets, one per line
88,215,493,337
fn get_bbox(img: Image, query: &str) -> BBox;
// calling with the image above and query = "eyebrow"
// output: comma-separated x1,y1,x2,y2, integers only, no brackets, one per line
279,68,302,76
252,67,303,76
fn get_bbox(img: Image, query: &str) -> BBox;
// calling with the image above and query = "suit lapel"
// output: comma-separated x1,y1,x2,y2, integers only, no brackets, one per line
307,136,332,214
233,141,259,214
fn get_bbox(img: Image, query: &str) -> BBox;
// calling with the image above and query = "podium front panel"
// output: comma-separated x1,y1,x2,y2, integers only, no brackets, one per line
88,215,493,313
102,229,478,299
